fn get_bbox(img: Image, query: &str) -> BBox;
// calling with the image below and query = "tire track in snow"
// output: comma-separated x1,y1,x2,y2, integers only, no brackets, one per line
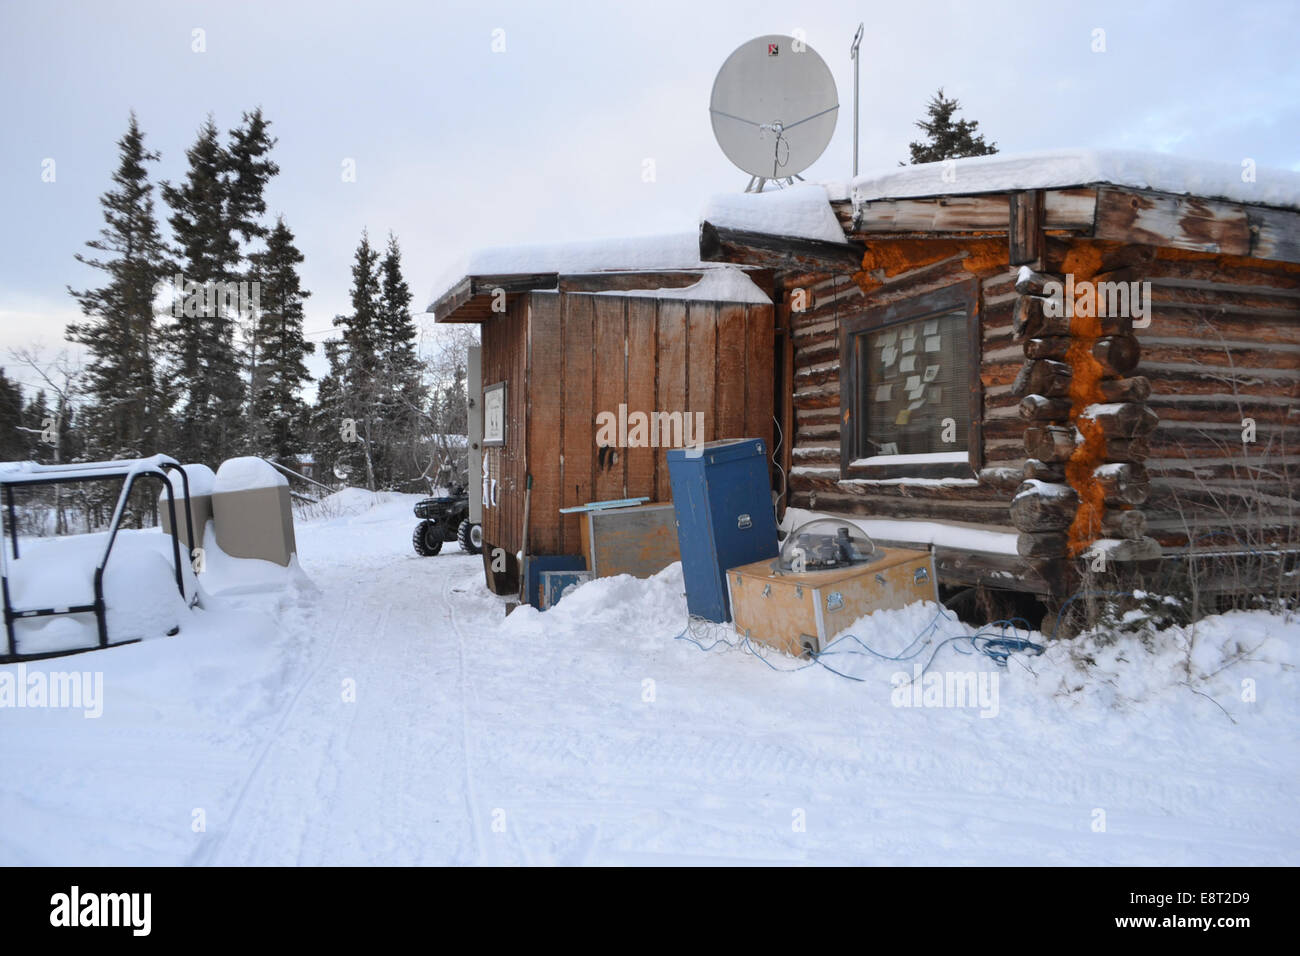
441,565,493,865
191,594,358,866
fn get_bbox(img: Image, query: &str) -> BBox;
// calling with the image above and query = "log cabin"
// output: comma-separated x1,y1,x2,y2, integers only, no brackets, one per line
431,150,1300,619
703,150,1300,617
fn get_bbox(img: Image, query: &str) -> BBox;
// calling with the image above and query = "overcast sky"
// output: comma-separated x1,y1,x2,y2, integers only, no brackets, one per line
2,0,1297,390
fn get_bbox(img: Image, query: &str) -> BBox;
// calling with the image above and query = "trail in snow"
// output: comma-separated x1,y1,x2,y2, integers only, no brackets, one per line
0,490,1296,865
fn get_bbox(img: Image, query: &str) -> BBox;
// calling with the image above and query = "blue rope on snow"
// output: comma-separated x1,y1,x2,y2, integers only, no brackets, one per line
674,603,1044,684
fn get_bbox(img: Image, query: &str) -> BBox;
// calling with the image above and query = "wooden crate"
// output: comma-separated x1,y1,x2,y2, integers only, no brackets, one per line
727,547,937,656
580,503,681,579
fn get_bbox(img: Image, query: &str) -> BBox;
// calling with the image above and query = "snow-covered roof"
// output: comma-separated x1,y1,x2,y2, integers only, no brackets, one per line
852,148,1300,211
466,231,713,275
592,267,771,304
699,183,847,244
426,232,725,312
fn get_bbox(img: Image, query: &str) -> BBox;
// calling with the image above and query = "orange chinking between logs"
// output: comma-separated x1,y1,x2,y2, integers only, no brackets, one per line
1061,247,1107,558
853,239,1005,294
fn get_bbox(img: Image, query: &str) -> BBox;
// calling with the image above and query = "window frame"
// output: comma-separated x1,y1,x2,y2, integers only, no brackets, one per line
839,277,983,480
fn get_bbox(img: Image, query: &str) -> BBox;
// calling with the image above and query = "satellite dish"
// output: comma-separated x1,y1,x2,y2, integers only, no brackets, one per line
709,35,839,189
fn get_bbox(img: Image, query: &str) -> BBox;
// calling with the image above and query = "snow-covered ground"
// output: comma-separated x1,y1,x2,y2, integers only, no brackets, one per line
1,490,1296,865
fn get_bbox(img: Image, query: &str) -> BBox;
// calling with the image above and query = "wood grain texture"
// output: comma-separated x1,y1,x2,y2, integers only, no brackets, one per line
687,302,717,443
526,293,564,554
625,297,658,501
715,303,747,441
593,296,627,503
654,300,688,503
560,294,595,552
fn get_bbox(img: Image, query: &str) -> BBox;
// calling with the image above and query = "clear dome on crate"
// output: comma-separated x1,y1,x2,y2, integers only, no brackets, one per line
776,519,877,572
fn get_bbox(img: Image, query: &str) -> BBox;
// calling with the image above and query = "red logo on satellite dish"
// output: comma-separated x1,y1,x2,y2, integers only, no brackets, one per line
768,43,779,56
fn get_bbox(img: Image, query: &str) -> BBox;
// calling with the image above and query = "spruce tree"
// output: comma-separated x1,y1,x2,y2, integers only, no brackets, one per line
225,108,279,246
309,337,347,485
332,232,384,490
905,88,998,164
376,233,422,487
249,217,314,462
22,391,49,459
0,369,26,462
67,113,171,462
226,107,281,442
162,116,246,467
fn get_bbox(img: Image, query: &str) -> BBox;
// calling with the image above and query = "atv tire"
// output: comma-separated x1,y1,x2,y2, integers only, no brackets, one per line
412,520,444,556
457,519,483,555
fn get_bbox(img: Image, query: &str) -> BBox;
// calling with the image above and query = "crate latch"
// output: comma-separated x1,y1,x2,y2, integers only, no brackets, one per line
914,567,929,585
826,591,844,611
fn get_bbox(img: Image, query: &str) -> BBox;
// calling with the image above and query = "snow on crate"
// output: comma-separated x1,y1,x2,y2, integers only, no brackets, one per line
164,462,216,496
700,183,848,243
852,147,1300,210
212,456,287,493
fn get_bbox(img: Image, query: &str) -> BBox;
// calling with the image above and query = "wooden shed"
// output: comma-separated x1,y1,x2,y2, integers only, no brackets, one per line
697,150,1300,617
429,235,775,593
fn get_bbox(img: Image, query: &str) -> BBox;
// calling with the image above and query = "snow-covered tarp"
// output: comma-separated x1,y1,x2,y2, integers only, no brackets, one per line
699,183,847,244
852,148,1300,211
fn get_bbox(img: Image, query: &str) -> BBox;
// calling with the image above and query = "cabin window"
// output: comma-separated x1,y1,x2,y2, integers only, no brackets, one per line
840,279,981,479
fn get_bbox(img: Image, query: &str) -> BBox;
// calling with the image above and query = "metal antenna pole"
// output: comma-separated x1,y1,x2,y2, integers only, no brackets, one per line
850,23,864,177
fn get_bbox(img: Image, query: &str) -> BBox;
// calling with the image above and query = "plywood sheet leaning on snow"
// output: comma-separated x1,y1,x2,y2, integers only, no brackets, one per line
211,457,296,567
579,503,681,579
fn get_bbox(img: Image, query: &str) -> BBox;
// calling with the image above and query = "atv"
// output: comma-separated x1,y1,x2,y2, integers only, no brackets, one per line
411,488,482,556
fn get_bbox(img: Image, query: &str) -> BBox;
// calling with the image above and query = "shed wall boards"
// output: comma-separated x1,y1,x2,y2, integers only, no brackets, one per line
468,344,482,526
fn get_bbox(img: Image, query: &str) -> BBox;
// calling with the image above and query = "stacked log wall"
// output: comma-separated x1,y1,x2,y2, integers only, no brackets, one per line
1109,246,1300,554
1008,249,1163,591
784,249,1041,590
1003,237,1300,596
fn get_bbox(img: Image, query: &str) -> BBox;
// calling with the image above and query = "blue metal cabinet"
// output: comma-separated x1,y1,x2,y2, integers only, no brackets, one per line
667,438,779,622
